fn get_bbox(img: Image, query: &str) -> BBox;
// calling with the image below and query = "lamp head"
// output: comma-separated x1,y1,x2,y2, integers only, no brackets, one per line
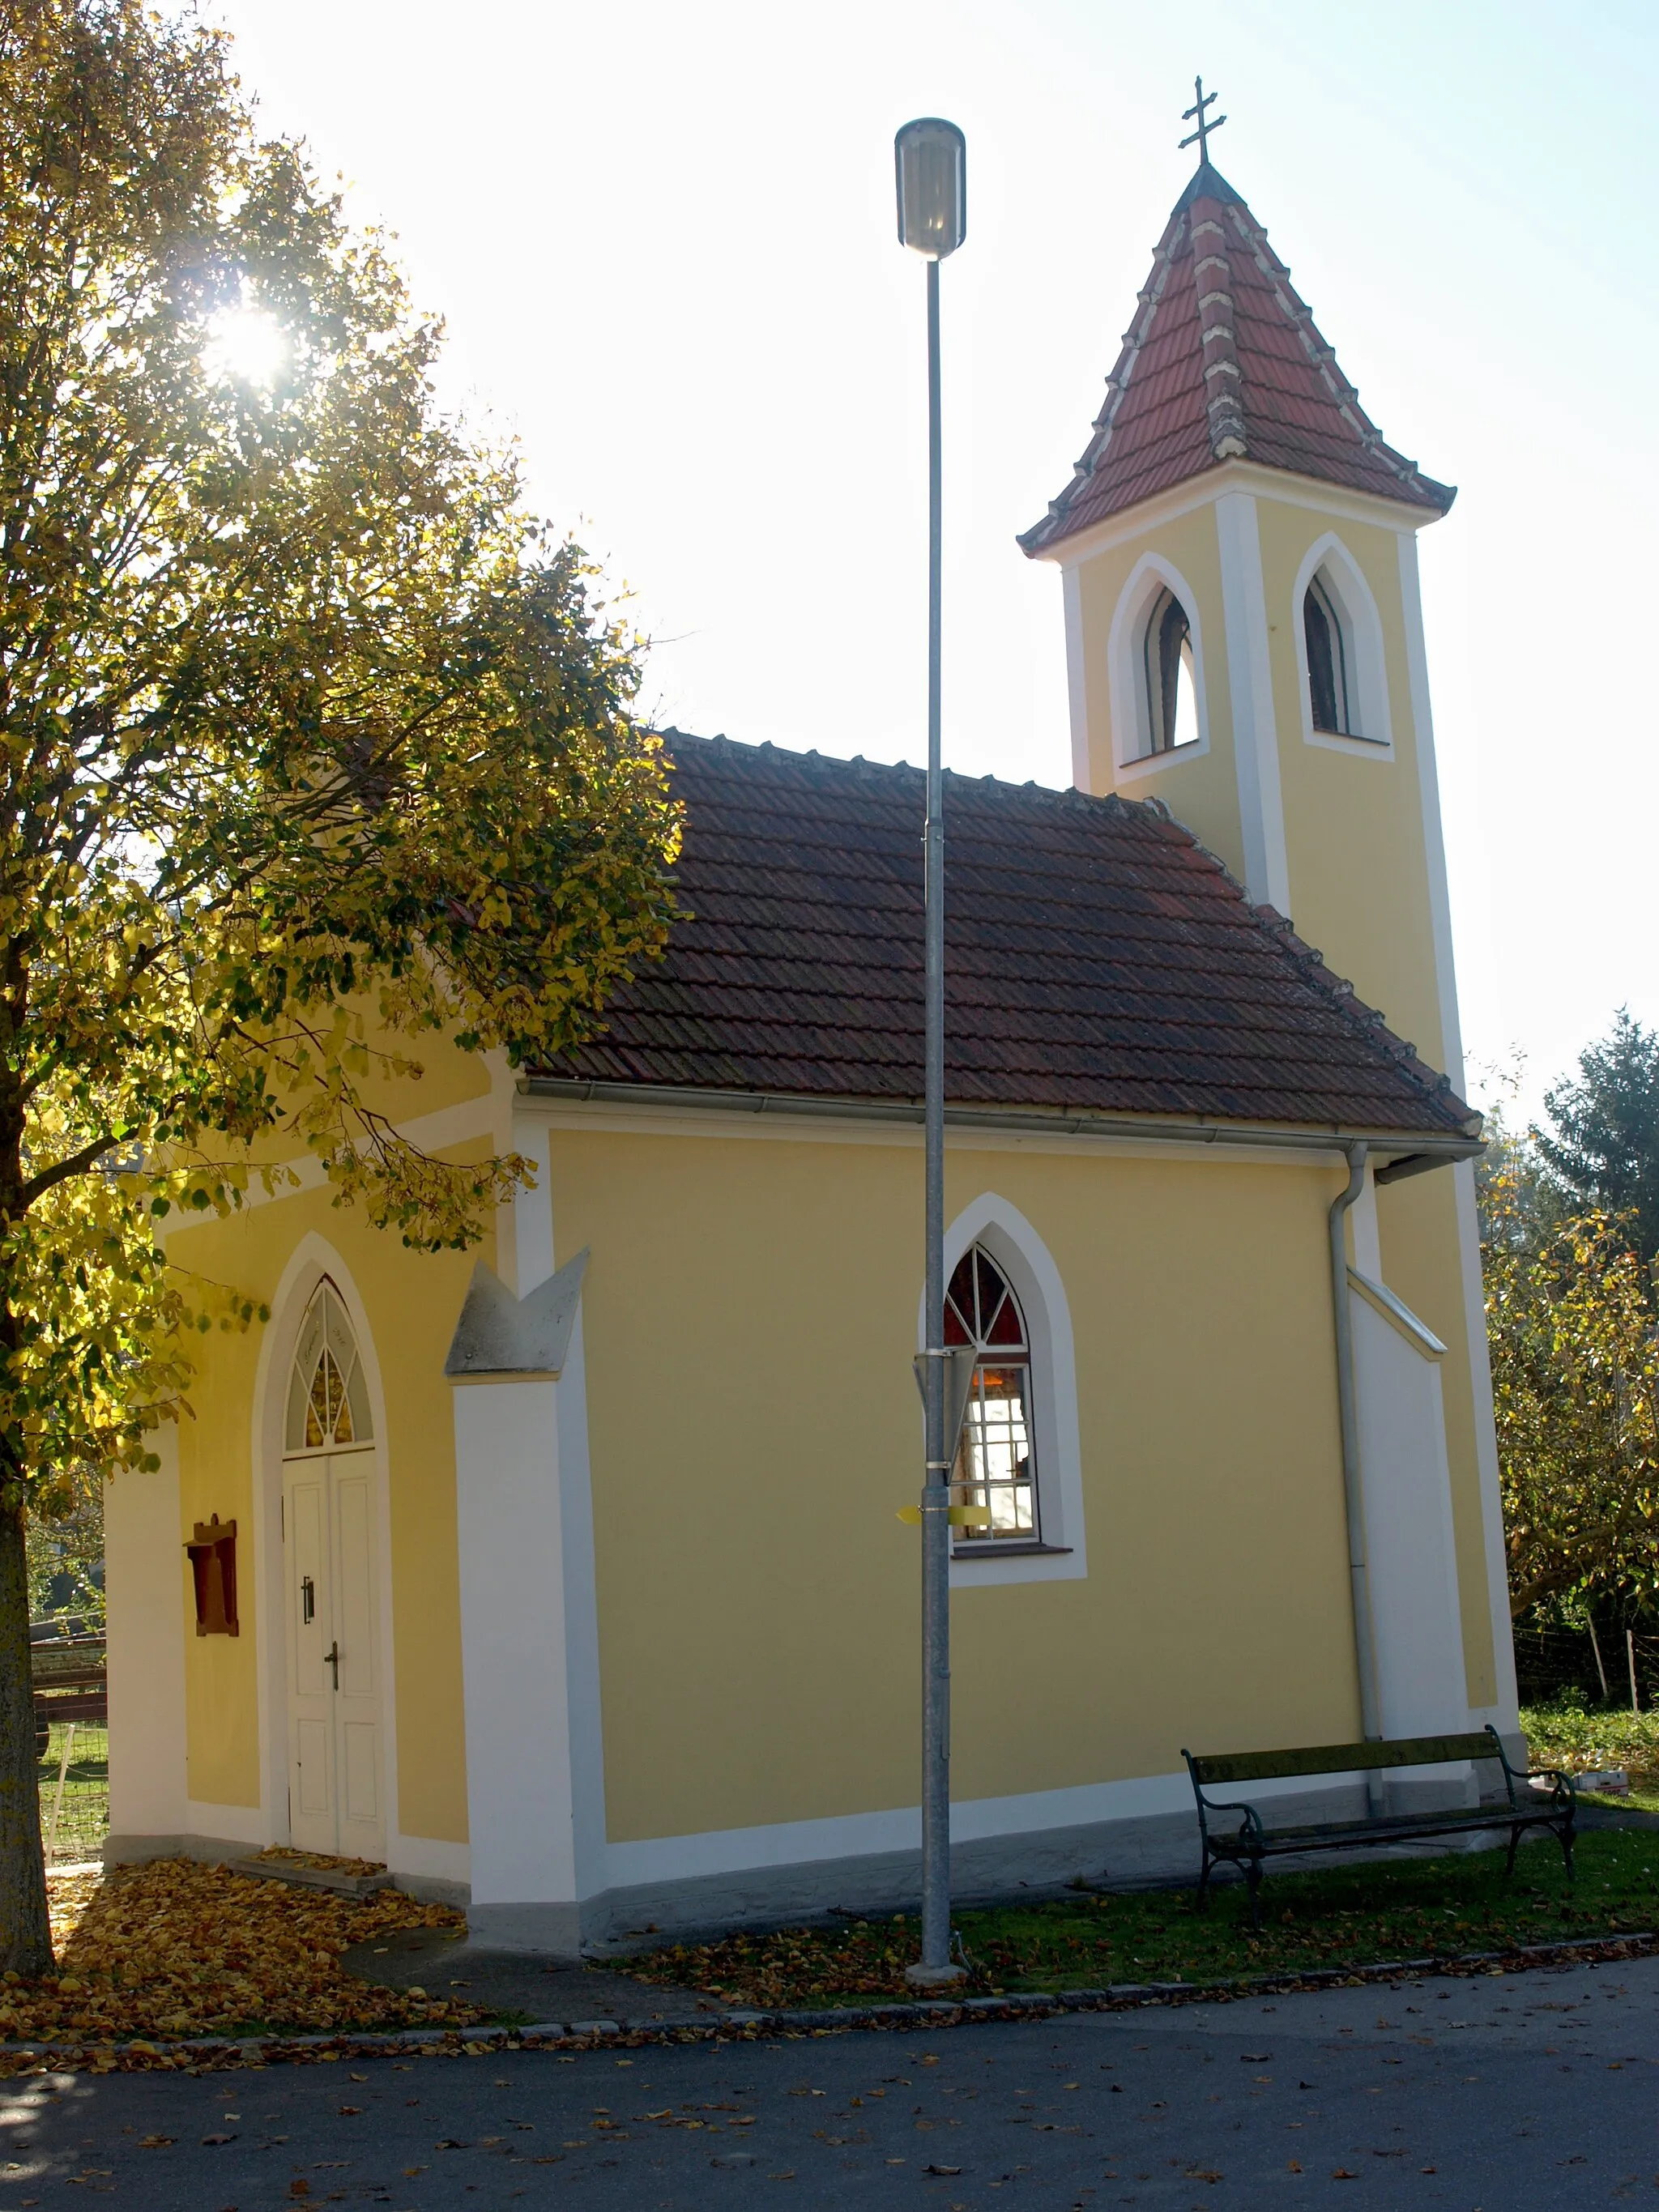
894,117,966,260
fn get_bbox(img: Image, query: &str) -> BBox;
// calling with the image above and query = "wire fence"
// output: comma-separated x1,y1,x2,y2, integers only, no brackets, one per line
31,1617,108,1867
36,1720,109,1866
1513,1622,1659,1713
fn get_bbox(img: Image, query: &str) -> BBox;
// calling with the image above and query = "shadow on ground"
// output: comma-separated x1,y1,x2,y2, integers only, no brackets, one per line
339,1923,718,2023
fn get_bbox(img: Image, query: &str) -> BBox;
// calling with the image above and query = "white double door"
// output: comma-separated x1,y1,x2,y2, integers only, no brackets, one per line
282,1446,386,1860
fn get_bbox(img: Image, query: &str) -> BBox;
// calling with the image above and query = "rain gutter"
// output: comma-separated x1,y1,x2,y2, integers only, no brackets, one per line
520,1076,1482,1168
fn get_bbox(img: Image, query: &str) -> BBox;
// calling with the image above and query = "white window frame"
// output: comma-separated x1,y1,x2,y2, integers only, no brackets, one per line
1107,552,1213,780
920,1194,1088,1588
1291,531,1393,757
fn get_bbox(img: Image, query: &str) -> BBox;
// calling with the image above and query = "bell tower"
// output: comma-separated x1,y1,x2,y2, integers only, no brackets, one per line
1021,131,1516,1728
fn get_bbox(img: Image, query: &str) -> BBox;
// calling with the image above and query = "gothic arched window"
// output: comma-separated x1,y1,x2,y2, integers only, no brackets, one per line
945,1245,1038,1544
1138,586,1198,757
1303,569,1354,736
284,1281,373,1453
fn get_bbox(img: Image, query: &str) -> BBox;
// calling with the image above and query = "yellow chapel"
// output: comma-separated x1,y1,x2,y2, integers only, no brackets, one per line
104,151,1516,1949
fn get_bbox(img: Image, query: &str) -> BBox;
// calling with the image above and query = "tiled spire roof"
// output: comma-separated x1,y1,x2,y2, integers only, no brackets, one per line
1020,163,1455,556
542,731,1478,1140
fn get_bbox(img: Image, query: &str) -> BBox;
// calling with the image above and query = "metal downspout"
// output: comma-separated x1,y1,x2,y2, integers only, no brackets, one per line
1329,1143,1384,1801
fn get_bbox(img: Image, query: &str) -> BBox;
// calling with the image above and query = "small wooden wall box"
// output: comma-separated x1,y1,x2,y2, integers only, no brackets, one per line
186,1515,239,1637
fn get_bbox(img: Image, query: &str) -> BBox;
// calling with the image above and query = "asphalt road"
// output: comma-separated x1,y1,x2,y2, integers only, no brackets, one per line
2,1954,1657,2210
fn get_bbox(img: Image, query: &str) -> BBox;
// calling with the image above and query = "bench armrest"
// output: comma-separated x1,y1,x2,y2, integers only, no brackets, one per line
1183,1752,1266,1848
1195,1794,1265,1845
1517,1765,1576,1811
1480,1724,1576,1814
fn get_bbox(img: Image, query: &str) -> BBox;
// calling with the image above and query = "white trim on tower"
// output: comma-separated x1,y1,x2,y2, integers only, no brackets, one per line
1213,491,1291,915
1062,563,1092,791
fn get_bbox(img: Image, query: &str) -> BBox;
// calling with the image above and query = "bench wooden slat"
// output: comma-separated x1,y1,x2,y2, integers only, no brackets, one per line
1188,1733,1499,1786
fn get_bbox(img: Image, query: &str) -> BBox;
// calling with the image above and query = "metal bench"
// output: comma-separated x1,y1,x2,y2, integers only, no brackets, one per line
1182,1725,1574,1926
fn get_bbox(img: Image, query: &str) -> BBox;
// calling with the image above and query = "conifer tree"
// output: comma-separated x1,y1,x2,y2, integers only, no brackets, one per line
0,0,679,1969
1538,1012,1659,1268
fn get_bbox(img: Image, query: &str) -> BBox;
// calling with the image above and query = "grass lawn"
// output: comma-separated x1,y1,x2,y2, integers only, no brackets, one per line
36,1721,109,1866
1520,1696,1659,1779
630,1827,1659,2011
1519,1696,1659,1810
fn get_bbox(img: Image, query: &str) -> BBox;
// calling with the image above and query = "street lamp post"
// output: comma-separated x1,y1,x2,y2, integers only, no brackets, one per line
894,115,967,1989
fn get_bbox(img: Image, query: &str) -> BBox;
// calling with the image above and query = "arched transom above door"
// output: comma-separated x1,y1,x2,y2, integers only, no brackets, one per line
285,1281,373,1453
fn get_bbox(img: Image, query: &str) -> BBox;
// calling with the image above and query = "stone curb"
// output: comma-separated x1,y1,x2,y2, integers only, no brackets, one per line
1,1930,1652,2073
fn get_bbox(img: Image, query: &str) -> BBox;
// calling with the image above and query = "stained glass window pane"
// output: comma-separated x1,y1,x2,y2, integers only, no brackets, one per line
343,1354,370,1445
974,1251,1005,1333
285,1282,374,1454
308,1351,335,1447
983,1290,1026,1347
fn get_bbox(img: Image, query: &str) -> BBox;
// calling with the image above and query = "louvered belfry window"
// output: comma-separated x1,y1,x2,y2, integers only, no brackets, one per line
944,1246,1038,1542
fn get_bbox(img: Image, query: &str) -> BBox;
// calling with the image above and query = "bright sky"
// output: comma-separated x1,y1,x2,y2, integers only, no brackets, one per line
211,0,1657,1125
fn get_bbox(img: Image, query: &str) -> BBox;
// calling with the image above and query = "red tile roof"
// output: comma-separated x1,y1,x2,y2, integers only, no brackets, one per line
1020,164,1454,556
543,733,1476,1140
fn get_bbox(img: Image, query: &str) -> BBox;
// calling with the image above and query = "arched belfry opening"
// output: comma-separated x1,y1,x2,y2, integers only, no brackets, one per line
1138,586,1198,757
1303,569,1354,737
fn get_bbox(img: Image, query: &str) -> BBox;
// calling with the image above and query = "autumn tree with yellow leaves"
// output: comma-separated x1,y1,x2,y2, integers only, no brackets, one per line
1482,1155,1659,1622
0,0,680,1970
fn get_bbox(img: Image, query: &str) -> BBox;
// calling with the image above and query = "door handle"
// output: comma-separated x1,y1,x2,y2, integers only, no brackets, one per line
301,1575,315,1624
325,1640,339,1690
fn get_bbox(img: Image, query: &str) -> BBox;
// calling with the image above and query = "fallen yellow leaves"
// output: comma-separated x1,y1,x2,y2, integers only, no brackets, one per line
249,1846,386,1881
0,1859,484,2048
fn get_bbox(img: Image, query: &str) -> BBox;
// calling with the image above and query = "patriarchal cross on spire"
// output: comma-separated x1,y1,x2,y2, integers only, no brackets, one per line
1179,75,1226,163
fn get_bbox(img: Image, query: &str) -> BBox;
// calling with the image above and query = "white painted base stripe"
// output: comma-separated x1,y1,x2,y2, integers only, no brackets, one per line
389,1832,470,1885
599,1767,1373,1895
606,1807,918,1889
184,1801,267,1848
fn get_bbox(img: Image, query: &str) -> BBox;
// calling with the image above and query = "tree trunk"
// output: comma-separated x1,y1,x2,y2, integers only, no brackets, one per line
0,1502,50,1975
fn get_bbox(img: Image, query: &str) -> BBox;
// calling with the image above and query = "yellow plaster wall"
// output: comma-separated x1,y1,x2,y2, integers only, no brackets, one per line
1064,480,1501,1718
1072,506,1247,882
164,1158,487,1839
1251,498,1446,1068
550,1124,1363,1844
236,1015,499,1186
1243,496,1499,1711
